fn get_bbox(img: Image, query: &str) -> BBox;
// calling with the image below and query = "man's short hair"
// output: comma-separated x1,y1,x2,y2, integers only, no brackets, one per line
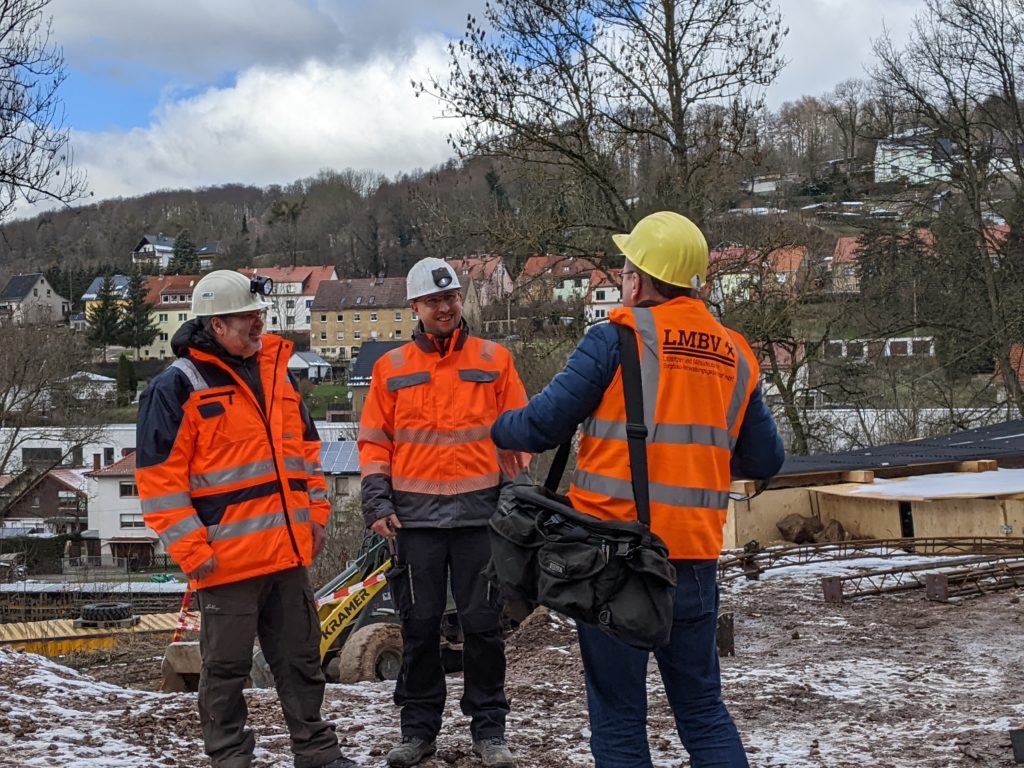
629,259,698,300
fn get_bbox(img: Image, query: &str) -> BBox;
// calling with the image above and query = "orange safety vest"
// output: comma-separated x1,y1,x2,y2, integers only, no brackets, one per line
568,299,759,559
136,334,330,588
358,327,527,524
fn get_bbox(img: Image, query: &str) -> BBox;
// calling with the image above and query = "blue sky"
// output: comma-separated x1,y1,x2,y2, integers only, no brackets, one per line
43,0,924,207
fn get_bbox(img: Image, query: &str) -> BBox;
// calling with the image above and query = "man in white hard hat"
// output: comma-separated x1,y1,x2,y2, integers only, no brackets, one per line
492,213,785,768
135,270,354,768
359,257,530,768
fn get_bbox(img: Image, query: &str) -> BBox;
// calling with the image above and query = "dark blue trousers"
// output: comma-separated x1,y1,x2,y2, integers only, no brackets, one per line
577,560,748,768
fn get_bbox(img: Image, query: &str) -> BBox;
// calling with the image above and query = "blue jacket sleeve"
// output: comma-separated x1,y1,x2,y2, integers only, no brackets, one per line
730,384,785,480
492,323,619,453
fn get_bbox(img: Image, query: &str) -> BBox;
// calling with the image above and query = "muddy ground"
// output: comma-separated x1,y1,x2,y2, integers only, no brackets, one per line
4,559,1022,767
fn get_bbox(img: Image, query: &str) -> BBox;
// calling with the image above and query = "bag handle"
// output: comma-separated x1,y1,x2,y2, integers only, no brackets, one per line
616,324,652,530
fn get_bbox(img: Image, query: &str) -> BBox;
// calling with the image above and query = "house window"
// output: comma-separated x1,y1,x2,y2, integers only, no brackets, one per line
119,514,145,528
104,447,115,465
33,287,38,296
596,290,606,301
337,331,345,340
912,339,932,356
595,309,607,319
353,331,361,340
574,278,582,287
286,284,295,293
158,313,168,322
305,299,313,308
320,314,327,322
46,289,51,297
394,329,402,338
370,312,378,322
353,313,361,322
162,296,170,303
394,311,402,321
305,314,310,324
320,332,327,340
286,300,295,309
159,332,169,341
371,331,379,339
178,313,187,321
32,496,40,508
119,481,139,497
271,317,278,325
369,296,376,305
336,313,343,322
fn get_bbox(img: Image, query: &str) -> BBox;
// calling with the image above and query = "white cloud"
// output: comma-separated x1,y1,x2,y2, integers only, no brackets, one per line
70,37,460,200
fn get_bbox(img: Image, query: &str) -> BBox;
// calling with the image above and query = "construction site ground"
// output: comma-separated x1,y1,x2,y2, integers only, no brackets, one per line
1,555,1021,767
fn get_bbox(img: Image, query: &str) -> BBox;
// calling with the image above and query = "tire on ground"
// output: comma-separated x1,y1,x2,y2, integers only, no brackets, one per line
333,622,403,684
80,602,133,622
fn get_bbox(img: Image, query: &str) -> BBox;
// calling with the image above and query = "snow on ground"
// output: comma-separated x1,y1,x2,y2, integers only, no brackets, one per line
0,557,1021,767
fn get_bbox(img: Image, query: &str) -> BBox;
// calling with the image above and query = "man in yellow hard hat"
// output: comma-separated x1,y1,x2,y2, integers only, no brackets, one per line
491,212,784,767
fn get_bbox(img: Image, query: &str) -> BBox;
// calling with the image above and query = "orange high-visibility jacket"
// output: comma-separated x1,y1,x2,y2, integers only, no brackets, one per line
358,326,527,527
135,333,330,589
569,301,759,559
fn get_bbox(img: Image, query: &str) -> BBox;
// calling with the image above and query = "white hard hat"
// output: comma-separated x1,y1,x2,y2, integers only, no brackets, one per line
192,270,274,317
406,258,461,301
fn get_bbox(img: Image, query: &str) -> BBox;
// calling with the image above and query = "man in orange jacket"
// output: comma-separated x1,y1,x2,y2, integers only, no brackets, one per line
358,257,529,768
492,213,785,768
136,270,353,768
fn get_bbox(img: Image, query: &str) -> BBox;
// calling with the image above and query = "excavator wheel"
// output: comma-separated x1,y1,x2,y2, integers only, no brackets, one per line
332,623,403,684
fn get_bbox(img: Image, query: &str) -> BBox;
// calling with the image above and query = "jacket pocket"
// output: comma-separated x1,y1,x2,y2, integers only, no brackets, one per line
387,372,430,391
458,369,499,383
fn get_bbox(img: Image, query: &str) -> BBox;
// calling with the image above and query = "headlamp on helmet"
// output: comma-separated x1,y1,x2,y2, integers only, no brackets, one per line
251,275,274,297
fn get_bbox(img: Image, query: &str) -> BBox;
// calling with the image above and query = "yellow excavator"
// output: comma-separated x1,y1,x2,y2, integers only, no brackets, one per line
161,534,464,692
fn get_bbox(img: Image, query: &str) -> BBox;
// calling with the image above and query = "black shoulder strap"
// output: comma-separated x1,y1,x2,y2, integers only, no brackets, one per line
544,441,572,492
616,324,652,529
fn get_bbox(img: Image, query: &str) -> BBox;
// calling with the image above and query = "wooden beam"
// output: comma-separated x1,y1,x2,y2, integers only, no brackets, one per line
955,460,998,473
840,470,874,483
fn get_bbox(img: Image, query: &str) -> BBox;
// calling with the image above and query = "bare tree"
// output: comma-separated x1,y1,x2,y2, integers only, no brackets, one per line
421,0,786,243
0,0,87,223
0,323,108,477
871,0,1024,414
824,78,869,169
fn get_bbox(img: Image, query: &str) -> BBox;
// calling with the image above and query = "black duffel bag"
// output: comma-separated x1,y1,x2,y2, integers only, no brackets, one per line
487,324,677,650
489,481,676,649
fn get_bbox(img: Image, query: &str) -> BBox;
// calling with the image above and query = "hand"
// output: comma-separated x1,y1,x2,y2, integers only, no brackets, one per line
187,555,217,581
497,448,532,479
311,522,326,559
370,514,401,540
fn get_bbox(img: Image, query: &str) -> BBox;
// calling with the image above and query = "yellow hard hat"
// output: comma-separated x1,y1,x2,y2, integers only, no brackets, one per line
612,211,708,288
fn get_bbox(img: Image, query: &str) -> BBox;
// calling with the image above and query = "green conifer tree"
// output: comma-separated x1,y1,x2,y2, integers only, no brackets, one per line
86,275,121,361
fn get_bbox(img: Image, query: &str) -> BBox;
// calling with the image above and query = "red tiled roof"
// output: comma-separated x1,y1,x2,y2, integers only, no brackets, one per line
446,256,505,282
311,277,407,310
143,275,203,305
89,453,137,477
519,255,598,280
239,266,337,296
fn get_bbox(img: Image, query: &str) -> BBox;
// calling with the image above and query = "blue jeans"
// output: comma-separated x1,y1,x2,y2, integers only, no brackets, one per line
577,560,748,768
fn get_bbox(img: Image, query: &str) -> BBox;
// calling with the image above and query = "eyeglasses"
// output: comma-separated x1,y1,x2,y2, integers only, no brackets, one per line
622,270,638,282
421,291,462,310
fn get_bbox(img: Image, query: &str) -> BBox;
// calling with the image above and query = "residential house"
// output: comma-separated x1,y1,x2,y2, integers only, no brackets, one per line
0,423,136,474
138,274,202,359
584,268,623,324
288,351,332,382
86,452,158,567
240,265,338,335
81,274,132,321
320,441,361,502
310,277,414,362
445,255,513,306
874,128,953,184
60,372,117,404
829,237,862,293
0,467,89,535
131,234,177,271
708,245,808,305
196,241,224,268
0,273,70,325
515,255,599,303
346,340,405,417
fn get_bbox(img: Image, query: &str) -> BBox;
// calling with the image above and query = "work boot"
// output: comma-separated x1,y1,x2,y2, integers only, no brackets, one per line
472,736,516,768
386,736,437,767
319,758,357,768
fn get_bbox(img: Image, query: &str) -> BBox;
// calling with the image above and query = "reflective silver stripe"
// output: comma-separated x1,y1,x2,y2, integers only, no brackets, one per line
158,514,204,547
206,511,287,542
358,426,393,444
190,460,276,490
309,488,328,502
572,469,730,510
141,491,193,515
305,461,323,475
361,460,391,478
629,309,660,432
392,472,500,495
480,340,495,361
726,342,752,435
284,456,306,472
388,349,405,366
293,507,311,523
171,358,210,392
392,426,492,445
582,418,732,449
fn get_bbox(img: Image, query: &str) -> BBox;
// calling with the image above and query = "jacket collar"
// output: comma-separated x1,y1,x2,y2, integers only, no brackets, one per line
413,318,470,356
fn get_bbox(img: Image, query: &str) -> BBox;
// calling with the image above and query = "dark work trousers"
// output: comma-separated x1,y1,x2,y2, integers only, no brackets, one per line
197,566,342,768
390,526,508,742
